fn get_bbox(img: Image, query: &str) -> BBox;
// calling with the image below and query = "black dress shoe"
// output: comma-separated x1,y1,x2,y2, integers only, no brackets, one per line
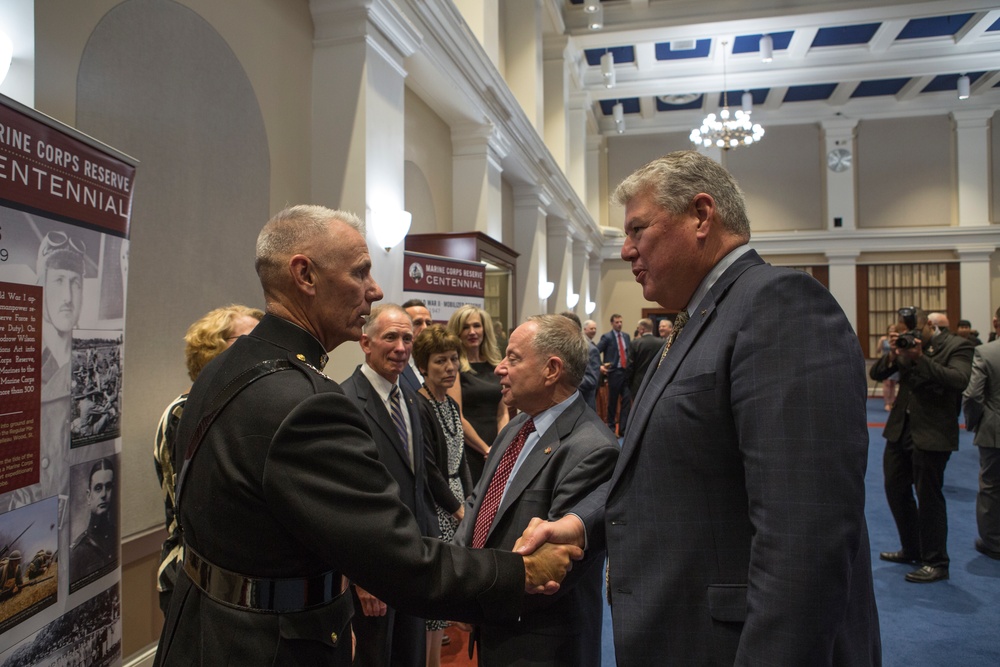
905,565,949,583
975,538,1000,560
879,550,919,564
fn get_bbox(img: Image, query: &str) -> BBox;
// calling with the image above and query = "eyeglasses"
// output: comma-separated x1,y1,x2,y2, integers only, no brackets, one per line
40,231,86,257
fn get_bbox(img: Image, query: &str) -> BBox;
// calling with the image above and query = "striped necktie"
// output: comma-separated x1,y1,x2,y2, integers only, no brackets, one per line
389,385,409,459
657,310,690,368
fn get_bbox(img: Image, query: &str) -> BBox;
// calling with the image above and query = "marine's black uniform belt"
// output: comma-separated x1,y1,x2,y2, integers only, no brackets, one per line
183,543,347,613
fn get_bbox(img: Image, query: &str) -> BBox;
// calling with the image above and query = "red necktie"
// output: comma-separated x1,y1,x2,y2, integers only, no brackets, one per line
617,332,627,368
471,418,536,548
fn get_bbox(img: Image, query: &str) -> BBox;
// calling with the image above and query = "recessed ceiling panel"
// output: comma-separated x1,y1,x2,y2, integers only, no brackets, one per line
812,23,880,47
784,83,837,102
584,45,636,66
655,38,712,60
732,31,793,54
897,13,973,39
599,98,641,115
851,78,910,98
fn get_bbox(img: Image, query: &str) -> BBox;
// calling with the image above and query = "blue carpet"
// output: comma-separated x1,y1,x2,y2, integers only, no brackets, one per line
598,398,1000,665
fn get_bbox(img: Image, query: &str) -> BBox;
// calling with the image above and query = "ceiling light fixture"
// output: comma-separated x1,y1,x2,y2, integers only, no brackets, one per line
759,34,773,63
583,0,600,12
690,41,764,150
957,74,970,100
612,102,625,134
600,51,615,88
587,5,604,30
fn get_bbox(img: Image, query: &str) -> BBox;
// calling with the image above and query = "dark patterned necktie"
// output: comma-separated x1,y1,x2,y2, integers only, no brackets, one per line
471,418,536,548
389,385,409,461
657,309,690,368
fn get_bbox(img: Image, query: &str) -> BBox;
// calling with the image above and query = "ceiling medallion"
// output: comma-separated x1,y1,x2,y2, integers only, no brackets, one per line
689,41,764,150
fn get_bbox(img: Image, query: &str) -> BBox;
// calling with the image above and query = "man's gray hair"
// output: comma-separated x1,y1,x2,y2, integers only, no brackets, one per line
526,314,588,388
255,205,365,289
613,150,751,241
363,303,411,335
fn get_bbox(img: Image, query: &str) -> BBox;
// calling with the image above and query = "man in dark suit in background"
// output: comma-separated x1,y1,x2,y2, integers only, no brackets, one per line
626,317,661,399
456,315,619,666
400,299,433,392
155,205,579,667
963,306,1000,560
343,303,438,667
597,314,630,434
517,151,880,665
872,310,974,582
559,311,600,411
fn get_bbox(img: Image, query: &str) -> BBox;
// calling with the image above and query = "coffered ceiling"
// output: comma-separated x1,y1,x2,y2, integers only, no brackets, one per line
552,0,1000,137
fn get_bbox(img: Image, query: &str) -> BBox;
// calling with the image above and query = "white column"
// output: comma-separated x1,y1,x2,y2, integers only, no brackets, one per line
502,0,543,131
452,123,509,241
310,0,420,305
452,0,499,67
958,247,994,333
543,36,569,173
567,91,589,199
546,219,574,315
586,134,603,222
571,241,590,318
821,118,859,231
513,187,551,320
826,251,859,331
952,110,993,228
588,253,602,322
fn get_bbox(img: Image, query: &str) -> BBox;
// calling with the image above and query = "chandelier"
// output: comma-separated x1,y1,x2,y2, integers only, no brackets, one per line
690,41,764,150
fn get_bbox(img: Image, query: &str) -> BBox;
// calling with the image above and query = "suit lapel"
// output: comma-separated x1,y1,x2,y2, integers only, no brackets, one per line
356,370,413,474
487,398,585,542
613,251,763,486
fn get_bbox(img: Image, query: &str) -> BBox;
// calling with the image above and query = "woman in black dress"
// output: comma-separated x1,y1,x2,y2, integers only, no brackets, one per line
446,305,509,484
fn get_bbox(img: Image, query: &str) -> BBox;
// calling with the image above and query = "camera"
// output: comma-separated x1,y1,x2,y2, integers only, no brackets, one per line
896,331,921,350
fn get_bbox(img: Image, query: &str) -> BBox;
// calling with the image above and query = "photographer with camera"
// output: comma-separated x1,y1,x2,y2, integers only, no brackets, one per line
870,308,974,583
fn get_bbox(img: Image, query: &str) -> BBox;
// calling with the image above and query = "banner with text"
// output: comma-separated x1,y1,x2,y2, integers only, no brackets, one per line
0,94,133,666
402,251,485,323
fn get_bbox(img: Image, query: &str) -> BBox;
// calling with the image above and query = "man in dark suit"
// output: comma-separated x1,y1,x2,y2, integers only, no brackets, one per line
456,314,619,666
963,307,1000,560
596,314,631,434
626,318,661,398
342,303,437,667
872,310,974,582
517,151,880,665
400,299,432,393
154,205,580,667
559,311,600,411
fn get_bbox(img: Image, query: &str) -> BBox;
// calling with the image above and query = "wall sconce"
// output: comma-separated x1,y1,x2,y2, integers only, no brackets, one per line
0,31,12,85
600,51,615,89
567,292,580,308
371,208,412,251
957,74,970,100
539,281,555,300
759,34,773,63
585,301,596,315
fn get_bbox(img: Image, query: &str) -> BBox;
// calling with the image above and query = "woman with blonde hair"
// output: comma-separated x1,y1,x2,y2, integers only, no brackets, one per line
153,304,263,615
446,305,509,484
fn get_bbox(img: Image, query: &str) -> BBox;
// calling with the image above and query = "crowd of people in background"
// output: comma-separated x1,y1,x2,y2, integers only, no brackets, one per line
149,151,1000,667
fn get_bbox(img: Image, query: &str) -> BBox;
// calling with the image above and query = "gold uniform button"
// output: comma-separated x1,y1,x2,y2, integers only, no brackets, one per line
330,631,338,644
296,354,307,362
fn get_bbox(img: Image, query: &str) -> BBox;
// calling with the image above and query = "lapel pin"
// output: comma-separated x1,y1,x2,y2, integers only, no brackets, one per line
700,310,707,316
544,447,552,455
